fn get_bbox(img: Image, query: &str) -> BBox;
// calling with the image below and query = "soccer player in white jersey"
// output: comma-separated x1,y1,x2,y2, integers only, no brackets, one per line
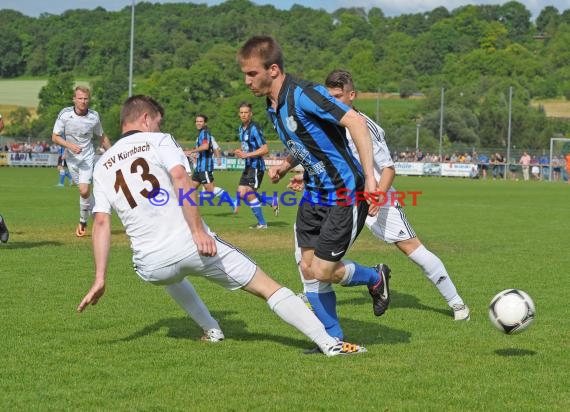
52,86,112,237
76,94,365,356
291,70,469,337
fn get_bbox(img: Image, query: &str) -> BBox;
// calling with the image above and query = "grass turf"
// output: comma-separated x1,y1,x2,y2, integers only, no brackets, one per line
0,167,568,411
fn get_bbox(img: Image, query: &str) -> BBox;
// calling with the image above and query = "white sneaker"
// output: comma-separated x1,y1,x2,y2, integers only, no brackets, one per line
201,328,225,342
452,304,470,321
249,224,268,229
322,339,367,357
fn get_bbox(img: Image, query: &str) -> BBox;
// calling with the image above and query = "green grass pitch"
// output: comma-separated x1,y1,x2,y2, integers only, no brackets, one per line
0,167,568,411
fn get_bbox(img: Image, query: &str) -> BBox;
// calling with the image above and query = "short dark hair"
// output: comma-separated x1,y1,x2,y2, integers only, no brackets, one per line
239,101,252,110
120,95,164,126
196,114,208,123
324,69,355,92
237,35,284,71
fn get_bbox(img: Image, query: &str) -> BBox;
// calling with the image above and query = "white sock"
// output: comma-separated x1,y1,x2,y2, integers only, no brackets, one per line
164,279,221,331
267,287,336,350
212,186,225,197
408,245,464,307
79,195,91,223
338,260,355,286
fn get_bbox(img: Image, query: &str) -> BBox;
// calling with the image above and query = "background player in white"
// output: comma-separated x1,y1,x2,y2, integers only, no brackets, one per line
292,70,469,323
52,86,112,237
77,94,365,356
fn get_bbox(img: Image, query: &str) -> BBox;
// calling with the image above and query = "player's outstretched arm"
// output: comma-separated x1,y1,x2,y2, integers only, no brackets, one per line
77,212,111,312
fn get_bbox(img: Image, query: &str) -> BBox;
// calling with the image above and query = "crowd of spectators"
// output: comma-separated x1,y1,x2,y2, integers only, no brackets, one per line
1,141,59,154
390,148,568,181
2,140,567,182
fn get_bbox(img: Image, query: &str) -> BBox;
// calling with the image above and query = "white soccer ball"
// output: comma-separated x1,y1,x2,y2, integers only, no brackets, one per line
488,289,535,334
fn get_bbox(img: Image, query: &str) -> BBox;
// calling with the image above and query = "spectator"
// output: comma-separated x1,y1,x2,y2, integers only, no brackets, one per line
551,155,561,181
530,156,540,180
508,158,518,180
565,152,570,184
519,151,531,181
539,155,549,180
492,152,505,179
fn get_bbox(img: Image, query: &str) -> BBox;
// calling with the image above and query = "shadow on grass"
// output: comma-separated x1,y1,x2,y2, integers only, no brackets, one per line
340,289,451,319
106,309,411,349
106,311,310,350
0,240,62,249
494,348,537,357
336,317,411,345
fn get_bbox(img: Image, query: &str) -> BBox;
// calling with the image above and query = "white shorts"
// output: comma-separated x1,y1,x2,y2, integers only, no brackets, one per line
66,153,95,185
366,204,416,243
134,235,257,289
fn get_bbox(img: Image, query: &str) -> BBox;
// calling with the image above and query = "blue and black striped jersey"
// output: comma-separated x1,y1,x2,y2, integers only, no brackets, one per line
194,127,214,172
239,121,266,171
267,75,364,203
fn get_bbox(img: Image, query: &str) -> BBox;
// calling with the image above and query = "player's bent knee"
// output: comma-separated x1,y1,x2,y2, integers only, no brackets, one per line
243,267,282,299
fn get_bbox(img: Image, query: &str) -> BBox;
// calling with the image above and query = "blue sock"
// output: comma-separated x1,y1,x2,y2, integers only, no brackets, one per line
249,199,266,225
306,291,343,339
340,261,380,288
58,172,65,185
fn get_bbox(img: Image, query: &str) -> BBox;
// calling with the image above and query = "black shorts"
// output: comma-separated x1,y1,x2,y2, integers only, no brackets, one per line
296,200,369,262
192,170,214,184
239,167,264,189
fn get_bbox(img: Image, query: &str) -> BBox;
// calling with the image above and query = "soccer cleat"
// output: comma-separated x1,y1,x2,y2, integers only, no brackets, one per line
249,224,268,229
200,328,225,342
0,215,9,243
323,339,367,357
452,304,470,321
75,221,87,237
369,264,391,316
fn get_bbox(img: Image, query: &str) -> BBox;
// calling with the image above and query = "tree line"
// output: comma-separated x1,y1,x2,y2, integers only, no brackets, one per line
1,0,569,152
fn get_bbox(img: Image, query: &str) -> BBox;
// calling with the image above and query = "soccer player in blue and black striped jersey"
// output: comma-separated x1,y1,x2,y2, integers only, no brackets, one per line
234,102,278,229
186,115,234,211
187,114,215,190
238,35,392,342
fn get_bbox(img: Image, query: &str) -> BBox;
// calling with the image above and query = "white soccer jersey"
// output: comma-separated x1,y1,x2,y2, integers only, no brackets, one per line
348,111,417,243
92,132,197,271
346,110,395,187
53,107,104,162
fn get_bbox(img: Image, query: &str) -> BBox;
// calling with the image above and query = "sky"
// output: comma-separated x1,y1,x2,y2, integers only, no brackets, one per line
1,0,569,19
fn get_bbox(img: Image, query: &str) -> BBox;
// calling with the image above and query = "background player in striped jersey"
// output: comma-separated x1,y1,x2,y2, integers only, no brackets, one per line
77,94,366,356
290,70,469,332
52,86,112,237
238,35,391,341
234,101,279,229
185,114,236,211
